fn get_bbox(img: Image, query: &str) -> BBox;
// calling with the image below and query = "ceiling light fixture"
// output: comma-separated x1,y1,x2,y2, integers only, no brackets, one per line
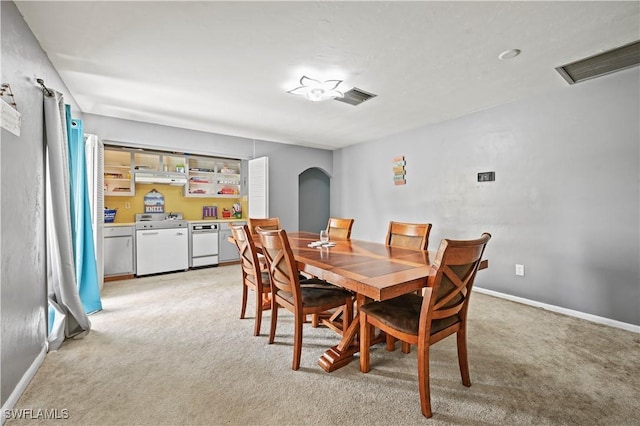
287,76,344,102
498,49,521,60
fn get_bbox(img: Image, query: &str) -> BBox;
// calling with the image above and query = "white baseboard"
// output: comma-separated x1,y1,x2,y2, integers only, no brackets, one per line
1,344,47,425
474,287,640,334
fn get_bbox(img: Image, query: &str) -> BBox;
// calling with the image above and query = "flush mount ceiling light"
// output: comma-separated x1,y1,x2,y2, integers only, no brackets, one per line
498,49,521,60
287,76,344,102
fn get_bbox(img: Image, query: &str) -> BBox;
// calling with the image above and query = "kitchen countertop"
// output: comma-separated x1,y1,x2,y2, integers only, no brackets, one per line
189,219,246,224
105,219,246,226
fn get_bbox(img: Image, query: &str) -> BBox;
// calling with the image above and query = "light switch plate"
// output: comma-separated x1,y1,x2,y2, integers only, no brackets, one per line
515,264,525,276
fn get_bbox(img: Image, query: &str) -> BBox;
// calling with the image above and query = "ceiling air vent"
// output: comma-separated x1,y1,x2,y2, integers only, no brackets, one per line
334,87,377,106
556,40,640,84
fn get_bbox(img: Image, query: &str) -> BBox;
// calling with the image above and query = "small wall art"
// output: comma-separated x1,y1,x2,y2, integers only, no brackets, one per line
144,189,165,213
393,156,406,185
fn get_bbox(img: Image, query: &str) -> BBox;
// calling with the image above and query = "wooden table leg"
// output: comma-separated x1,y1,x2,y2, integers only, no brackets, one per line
318,315,360,372
318,294,384,372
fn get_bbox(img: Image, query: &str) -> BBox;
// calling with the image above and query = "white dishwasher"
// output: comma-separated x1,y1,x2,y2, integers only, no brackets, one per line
189,222,219,267
135,213,189,276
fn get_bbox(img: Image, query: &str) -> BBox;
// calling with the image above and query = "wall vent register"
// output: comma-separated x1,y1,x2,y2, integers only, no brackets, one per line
334,87,377,106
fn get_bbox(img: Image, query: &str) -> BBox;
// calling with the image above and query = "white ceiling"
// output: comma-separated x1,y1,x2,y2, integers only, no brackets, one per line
15,1,640,150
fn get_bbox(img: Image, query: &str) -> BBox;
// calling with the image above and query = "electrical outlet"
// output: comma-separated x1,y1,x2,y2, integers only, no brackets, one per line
124,202,131,209
515,264,525,276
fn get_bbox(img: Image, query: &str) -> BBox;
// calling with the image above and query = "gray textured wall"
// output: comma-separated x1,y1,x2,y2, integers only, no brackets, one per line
1,1,82,406
332,68,640,326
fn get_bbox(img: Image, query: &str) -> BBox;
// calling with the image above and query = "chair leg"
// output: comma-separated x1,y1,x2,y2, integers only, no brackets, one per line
240,284,248,319
386,335,396,351
417,341,432,418
402,341,411,354
312,313,319,327
269,304,278,344
292,311,303,370
359,312,371,373
457,329,471,387
253,289,262,336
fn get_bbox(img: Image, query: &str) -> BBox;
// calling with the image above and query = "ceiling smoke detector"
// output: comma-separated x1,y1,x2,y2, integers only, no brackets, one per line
556,40,640,84
334,87,377,106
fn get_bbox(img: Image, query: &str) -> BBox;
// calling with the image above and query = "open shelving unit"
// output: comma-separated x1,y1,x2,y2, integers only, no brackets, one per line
186,156,241,198
104,145,243,199
104,149,134,196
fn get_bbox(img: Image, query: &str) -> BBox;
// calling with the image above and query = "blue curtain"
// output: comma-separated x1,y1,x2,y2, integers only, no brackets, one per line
65,105,102,314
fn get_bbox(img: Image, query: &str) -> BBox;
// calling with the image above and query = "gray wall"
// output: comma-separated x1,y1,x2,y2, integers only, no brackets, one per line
333,67,640,326
1,1,82,406
83,114,333,231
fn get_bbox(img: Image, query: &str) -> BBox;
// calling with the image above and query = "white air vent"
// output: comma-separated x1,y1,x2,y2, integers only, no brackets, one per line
556,40,640,84
334,87,377,106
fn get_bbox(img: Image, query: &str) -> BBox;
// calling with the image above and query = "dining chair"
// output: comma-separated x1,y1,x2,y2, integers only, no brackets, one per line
247,217,281,237
385,221,433,352
308,217,354,328
326,217,354,240
247,217,281,269
257,227,354,370
386,221,432,250
359,233,491,418
230,224,271,336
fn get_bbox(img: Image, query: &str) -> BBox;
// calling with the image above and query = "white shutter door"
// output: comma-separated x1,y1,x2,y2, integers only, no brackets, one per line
248,156,268,218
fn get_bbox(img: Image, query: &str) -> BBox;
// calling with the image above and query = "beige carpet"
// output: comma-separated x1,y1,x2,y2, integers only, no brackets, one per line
7,265,640,425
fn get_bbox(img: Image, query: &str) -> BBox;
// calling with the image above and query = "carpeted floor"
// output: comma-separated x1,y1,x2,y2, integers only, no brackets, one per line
7,265,640,425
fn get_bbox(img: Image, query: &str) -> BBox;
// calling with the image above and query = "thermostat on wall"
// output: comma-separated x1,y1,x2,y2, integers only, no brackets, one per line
477,171,495,182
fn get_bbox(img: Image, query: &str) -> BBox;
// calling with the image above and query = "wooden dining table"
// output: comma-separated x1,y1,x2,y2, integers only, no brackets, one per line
238,230,488,372
283,231,490,372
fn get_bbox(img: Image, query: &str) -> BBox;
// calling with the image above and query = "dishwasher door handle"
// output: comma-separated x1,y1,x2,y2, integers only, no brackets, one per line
140,231,159,236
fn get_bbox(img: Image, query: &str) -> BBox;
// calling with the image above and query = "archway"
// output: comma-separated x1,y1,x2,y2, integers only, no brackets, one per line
298,167,330,233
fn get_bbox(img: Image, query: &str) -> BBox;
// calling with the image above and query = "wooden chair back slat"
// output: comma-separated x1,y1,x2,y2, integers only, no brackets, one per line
327,217,354,240
247,217,281,237
386,221,432,250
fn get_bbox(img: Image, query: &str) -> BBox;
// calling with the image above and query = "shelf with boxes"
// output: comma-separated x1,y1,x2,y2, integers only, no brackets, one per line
104,148,134,196
186,156,241,198
104,144,244,199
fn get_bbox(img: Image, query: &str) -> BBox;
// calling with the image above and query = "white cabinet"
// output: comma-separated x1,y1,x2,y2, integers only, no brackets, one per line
104,144,242,199
186,156,242,198
218,221,245,263
104,226,135,277
104,149,134,196
136,228,189,276
133,151,186,174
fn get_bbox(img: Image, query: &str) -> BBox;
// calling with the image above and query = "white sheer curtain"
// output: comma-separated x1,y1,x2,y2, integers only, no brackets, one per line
44,89,90,350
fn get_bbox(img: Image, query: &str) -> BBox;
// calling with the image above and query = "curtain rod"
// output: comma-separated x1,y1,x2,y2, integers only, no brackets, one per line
36,78,53,96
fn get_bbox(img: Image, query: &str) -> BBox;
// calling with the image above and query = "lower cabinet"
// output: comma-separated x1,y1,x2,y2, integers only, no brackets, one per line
104,225,135,277
136,227,189,276
218,221,245,263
